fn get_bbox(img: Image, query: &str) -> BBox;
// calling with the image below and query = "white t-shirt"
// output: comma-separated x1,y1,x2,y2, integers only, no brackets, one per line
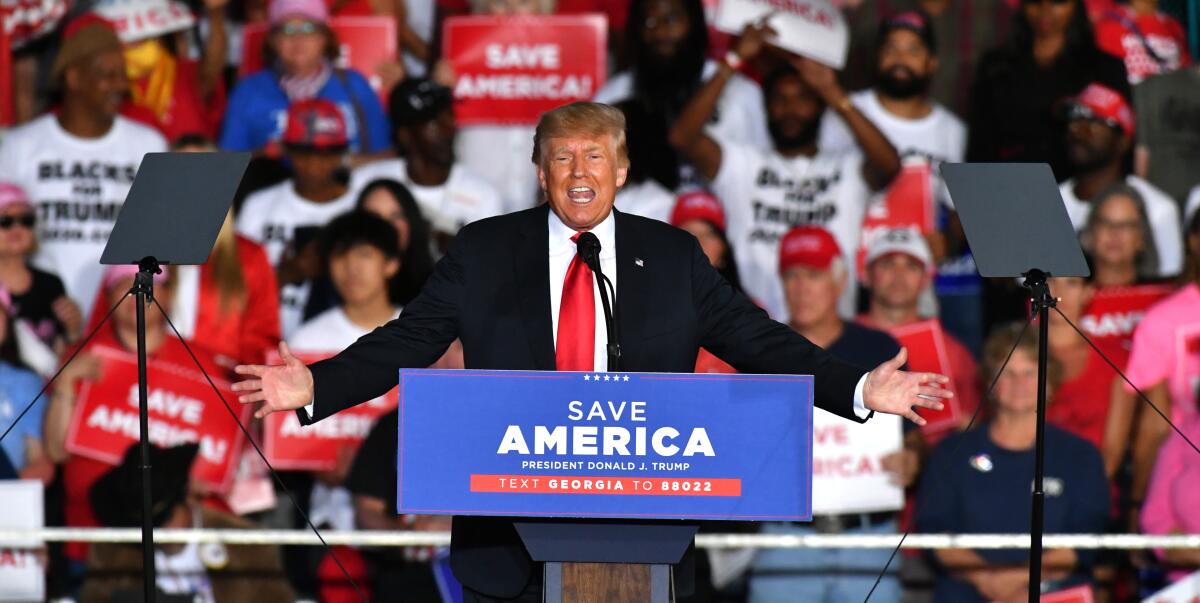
819,90,966,208
0,114,166,316
290,306,401,352
1059,175,1183,277
455,125,540,214
290,305,401,531
614,180,675,223
235,180,362,336
711,133,871,321
353,158,504,236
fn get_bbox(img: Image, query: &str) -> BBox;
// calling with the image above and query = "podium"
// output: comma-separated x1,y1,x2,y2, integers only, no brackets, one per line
396,369,817,602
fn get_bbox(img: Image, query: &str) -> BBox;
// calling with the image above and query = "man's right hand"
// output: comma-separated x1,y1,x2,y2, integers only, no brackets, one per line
732,20,777,63
233,342,315,419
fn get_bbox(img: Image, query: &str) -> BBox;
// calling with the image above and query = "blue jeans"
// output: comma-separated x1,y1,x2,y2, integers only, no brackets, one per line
748,519,901,603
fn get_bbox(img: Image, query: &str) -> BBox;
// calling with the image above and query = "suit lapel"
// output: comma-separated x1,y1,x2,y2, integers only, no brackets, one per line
615,209,651,353
515,204,556,370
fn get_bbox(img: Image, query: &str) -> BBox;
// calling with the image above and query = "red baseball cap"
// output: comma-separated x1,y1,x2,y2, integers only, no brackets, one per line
1069,83,1135,137
670,191,726,232
779,226,842,273
282,99,348,150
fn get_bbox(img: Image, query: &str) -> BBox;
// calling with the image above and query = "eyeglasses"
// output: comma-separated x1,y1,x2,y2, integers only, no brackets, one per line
0,214,35,230
1067,104,1121,131
278,21,319,37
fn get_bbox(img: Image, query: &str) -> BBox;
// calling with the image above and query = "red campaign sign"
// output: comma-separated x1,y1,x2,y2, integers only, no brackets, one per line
262,350,397,471
1041,585,1095,603
1079,284,1173,351
884,319,962,437
443,15,608,125
240,17,397,104
856,162,934,275
65,342,249,492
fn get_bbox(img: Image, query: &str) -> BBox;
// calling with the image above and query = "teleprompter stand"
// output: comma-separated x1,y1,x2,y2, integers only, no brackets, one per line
100,152,250,602
942,163,1089,603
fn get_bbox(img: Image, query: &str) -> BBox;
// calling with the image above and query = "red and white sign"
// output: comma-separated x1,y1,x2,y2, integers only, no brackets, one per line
1,0,68,50
64,342,249,492
1043,585,1094,603
0,481,43,602
95,0,195,43
240,16,397,103
263,350,397,471
885,320,962,437
1175,323,1200,425
857,160,935,275
812,409,903,514
443,14,607,125
1079,283,1173,352
1144,569,1200,602
714,0,848,68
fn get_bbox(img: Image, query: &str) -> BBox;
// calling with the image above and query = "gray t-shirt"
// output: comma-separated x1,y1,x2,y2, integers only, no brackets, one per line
1134,68,1200,206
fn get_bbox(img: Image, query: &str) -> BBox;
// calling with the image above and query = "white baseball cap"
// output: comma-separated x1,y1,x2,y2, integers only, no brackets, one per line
865,227,935,274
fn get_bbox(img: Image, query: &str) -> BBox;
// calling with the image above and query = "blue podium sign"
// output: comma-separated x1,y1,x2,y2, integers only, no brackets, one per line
396,370,814,521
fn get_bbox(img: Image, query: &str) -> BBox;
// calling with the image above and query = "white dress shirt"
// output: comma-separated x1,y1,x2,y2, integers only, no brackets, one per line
549,209,617,371
308,208,872,419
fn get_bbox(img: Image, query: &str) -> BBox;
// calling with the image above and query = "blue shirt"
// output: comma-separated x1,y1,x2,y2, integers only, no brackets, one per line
0,362,47,471
219,68,392,154
916,424,1109,602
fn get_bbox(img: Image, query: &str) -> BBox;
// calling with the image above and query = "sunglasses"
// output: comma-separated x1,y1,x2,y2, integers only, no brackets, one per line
278,21,319,37
0,214,35,230
1067,104,1121,130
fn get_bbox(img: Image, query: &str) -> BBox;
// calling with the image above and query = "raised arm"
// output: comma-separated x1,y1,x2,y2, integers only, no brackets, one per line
668,23,774,182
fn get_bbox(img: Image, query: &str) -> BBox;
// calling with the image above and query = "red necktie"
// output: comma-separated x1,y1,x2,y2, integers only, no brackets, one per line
556,234,595,371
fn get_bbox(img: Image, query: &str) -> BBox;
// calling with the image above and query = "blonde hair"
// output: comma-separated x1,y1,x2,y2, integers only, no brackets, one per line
532,102,629,168
980,322,1062,396
209,210,247,316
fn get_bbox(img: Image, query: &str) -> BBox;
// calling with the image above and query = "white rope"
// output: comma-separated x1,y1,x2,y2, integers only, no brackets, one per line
2,529,1199,549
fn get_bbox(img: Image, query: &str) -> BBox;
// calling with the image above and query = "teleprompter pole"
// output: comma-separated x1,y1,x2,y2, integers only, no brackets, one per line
133,257,162,602
1023,269,1055,603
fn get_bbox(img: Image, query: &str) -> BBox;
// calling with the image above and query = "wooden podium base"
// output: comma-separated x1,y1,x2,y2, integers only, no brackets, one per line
545,562,670,603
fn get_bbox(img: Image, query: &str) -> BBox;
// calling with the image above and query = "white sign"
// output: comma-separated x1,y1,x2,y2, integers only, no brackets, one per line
811,409,903,515
95,0,195,43
1144,570,1200,602
713,0,848,69
0,480,44,602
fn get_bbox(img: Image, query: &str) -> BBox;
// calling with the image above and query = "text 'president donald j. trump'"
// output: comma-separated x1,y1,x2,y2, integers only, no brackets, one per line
233,101,952,602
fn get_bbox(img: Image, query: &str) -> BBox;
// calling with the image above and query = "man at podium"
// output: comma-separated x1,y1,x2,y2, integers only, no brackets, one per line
234,102,952,602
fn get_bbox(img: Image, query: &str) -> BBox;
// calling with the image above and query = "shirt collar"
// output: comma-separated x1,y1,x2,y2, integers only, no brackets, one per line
548,206,617,259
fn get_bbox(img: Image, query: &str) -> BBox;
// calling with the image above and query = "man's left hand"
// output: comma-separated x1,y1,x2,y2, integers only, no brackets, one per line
863,347,952,426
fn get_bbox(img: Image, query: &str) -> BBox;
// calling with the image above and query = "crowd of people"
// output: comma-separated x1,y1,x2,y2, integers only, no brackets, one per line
0,0,1197,600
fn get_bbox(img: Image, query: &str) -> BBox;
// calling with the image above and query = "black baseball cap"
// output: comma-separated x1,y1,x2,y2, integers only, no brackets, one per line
877,10,937,54
389,77,454,127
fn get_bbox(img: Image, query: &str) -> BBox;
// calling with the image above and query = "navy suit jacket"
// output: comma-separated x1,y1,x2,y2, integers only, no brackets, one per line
301,204,870,597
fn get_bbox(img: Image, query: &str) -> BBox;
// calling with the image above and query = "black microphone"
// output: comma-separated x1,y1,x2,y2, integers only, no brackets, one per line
574,232,620,370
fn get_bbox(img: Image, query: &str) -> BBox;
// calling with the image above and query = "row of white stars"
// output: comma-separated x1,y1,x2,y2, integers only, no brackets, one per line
583,374,631,382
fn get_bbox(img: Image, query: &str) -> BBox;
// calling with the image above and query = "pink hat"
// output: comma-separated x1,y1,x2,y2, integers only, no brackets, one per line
268,0,328,25
101,265,169,292
0,183,32,211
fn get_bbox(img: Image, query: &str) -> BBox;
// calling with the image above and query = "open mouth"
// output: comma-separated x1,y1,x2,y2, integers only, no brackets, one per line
567,186,596,204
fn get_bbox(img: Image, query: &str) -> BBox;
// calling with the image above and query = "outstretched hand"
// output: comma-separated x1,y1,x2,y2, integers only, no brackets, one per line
863,348,953,426
233,342,315,419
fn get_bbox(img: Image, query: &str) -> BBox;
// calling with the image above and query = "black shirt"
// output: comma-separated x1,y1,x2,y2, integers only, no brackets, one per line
9,267,68,346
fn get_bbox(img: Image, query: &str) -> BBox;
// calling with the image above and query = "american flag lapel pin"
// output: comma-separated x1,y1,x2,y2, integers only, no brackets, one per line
635,258,644,267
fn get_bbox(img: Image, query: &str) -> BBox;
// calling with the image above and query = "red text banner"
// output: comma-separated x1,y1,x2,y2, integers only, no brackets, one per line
443,15,607,125
240,17,397,104
469,474,742,496
263,350,397,471
1079,283,1173,354
885,320,961,437
65,342,247,492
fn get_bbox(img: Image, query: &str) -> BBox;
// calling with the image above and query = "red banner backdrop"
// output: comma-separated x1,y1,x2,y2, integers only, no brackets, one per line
856,161,934,275
240,16,397,103
1042,585,1095,603
884,320,962,437
443,14,607,125
262,350,397,471
65,342,248,492
0,25,11,126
